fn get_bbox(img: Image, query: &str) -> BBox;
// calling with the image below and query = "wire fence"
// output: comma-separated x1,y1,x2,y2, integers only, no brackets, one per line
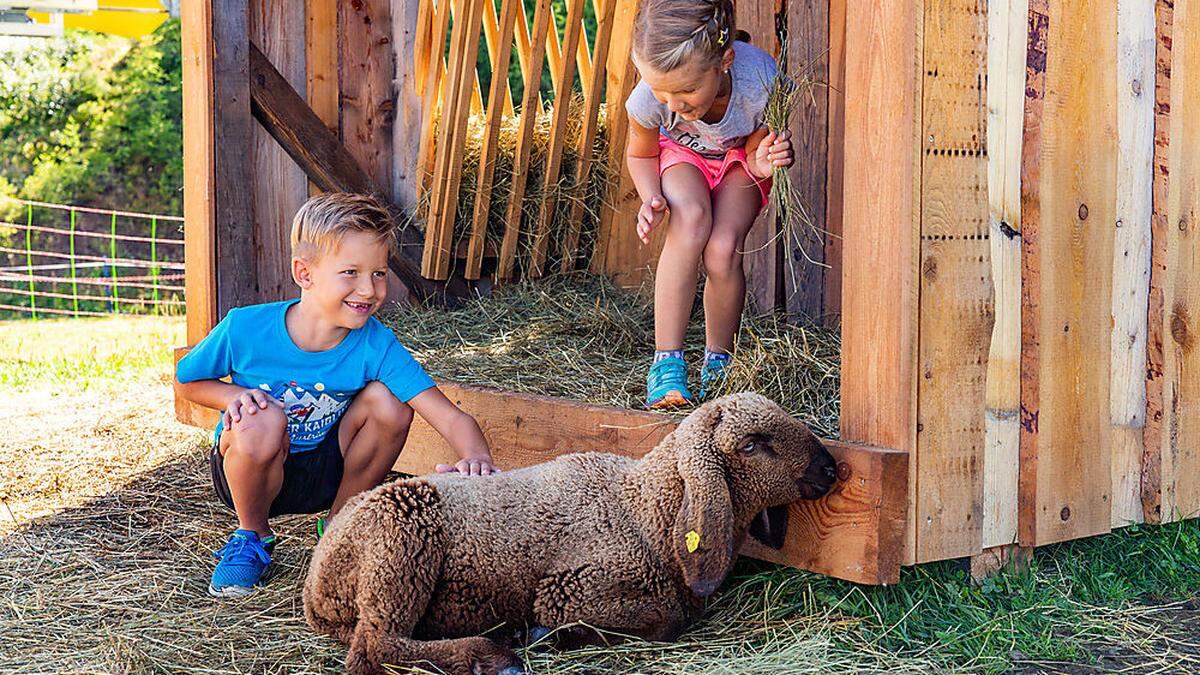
0,199,185,319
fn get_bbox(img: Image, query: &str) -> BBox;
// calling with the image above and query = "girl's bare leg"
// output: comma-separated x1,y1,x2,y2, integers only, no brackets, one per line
702,166,764,353
655,164,715,350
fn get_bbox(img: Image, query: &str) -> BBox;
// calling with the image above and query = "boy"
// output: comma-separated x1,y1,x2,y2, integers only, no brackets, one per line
176,192,497,597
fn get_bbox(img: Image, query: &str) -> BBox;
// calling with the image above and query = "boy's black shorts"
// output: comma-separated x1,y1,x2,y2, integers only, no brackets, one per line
210,419,345,517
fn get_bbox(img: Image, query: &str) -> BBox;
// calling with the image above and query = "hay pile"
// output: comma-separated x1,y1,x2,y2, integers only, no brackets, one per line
382,273,841,438
418,98,615,277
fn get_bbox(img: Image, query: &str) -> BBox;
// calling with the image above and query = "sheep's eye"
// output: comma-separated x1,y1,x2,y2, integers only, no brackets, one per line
739,436,764,455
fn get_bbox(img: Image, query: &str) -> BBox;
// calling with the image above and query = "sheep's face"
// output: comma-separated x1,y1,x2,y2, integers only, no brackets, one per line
669,392,837,596
704,393,837,540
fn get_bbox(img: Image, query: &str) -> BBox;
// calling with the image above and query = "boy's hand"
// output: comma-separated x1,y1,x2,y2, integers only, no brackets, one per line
750,130,793,178
637,195,669,244
223,388,282,427
435,456,500,476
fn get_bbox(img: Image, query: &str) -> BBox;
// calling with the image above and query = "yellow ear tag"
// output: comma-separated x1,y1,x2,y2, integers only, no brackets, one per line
685,530,701,553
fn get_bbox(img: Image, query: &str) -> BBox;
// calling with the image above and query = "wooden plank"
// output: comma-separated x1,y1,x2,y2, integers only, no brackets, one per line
544,0,563,92
481,0,516,116
782,0,829,323
1159,0,1200,522
823,0,846,324
465,0,522,279
983,0,1027,549
1111,0,1155,528
340,0,394,193
394,0,428,209
575,2,593,92
1018,0,1048,548
914,0,990,563
417,0,453,198
424,0,486,280
247,43,471,304
250,0,306,303
181,0,217,343
211,0,257,315
559,0,618,272
1020,0,1117,547
589,0,644,281
305,0,338,198
739,0,780,315
1143,0,1173,523
496,0,554,280
528,0,587,277
512,0,544,110
839,0,922,564
173,370,907,585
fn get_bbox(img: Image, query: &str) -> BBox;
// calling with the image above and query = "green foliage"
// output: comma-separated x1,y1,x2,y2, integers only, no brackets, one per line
0,20,183,215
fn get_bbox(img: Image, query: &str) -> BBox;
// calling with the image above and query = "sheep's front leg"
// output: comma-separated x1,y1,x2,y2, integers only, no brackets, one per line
348,631,525,675
532,565,687,646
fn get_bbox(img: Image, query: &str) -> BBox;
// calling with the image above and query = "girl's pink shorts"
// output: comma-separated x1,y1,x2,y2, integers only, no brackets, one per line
657,135,771,208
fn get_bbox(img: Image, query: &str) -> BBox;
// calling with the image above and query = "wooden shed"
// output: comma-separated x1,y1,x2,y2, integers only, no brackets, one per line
176,0,1200,585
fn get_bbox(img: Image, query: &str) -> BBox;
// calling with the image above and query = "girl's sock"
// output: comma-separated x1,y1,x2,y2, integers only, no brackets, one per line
704,348,731,364
654,349,685,363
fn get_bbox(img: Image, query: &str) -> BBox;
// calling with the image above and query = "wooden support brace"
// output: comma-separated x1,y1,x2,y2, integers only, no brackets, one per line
246,42,470,306
173,349,908,585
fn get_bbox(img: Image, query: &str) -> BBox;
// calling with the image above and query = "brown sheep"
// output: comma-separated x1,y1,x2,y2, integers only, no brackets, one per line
303,392,838,674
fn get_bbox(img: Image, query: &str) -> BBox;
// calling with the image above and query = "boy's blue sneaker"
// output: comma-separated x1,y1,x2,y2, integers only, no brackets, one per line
699,355,732,400
646,356,693,409
209,529,272,598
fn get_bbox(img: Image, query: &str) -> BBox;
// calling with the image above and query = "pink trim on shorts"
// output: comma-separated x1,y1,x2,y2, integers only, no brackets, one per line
657,135,771,208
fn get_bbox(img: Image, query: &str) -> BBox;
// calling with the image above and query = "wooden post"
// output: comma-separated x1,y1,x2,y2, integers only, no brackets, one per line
181,0,217,343
839,0,922,565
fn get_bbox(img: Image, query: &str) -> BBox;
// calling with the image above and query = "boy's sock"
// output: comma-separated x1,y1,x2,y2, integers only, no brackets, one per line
703,348,731,365
654,349,685,363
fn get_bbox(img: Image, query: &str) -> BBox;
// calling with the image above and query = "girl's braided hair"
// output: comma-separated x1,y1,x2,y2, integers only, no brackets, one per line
632,0,751,72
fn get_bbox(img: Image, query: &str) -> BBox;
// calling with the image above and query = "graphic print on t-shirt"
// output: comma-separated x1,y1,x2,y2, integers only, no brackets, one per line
263,381,353,447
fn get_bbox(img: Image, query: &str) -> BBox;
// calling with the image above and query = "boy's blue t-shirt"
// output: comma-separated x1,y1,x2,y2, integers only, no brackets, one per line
176,300,435,453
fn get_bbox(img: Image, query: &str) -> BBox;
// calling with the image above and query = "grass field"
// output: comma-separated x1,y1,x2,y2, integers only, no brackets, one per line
1,315,1198,673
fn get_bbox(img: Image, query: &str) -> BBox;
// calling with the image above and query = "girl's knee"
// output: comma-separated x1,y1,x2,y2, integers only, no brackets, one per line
703,237,743,279
667,201,712,244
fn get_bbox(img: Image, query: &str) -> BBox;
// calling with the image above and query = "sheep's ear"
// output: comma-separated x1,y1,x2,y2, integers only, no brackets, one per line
672,466,734,597
671,403,735,598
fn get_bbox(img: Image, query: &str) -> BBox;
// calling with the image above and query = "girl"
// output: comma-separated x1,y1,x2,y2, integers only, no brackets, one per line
626,0,793,408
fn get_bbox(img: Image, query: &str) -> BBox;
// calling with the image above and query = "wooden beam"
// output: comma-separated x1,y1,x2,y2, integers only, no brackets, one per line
172,351,908,586
246,42,471,305
782,0,829,323
983,0,1027,549
393,0,426,209
1110,0,1155,528
181,0,217,343
250,0,307,303
1020,0,1117,547
211,0,257,316
839,0,922,564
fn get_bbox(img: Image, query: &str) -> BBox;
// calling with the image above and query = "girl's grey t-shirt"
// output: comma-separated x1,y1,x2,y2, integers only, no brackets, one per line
625,41,778,158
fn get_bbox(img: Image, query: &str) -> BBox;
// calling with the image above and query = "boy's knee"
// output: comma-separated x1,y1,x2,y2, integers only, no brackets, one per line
225,407,288,464
358,382,414,437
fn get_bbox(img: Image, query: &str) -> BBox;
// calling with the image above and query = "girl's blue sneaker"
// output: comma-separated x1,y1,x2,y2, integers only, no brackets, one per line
699,355,732,400
646,356,693,409
209,529,272,598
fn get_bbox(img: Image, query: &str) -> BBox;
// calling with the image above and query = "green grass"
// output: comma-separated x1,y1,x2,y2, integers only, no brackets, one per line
0,314,183,390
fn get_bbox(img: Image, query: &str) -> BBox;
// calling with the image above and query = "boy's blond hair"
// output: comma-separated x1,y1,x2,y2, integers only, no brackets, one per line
290,192,396,260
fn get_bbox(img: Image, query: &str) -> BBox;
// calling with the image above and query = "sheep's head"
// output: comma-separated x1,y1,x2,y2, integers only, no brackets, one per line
668,392,837,597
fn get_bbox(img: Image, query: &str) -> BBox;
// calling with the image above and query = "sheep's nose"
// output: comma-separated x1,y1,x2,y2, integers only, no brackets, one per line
798,445,837,499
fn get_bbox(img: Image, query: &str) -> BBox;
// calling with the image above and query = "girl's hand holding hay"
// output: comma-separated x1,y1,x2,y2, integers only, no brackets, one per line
748,129,794,179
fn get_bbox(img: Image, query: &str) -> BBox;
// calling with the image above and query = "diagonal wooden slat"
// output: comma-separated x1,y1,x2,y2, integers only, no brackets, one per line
512,0,544,110
544,0,563,91
528,0,587,276
481,0,515,115
424,0,487,279
497,0,554,279
465,0,522,278
247,41,468,303
559,0,616,271
417,0,453,197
